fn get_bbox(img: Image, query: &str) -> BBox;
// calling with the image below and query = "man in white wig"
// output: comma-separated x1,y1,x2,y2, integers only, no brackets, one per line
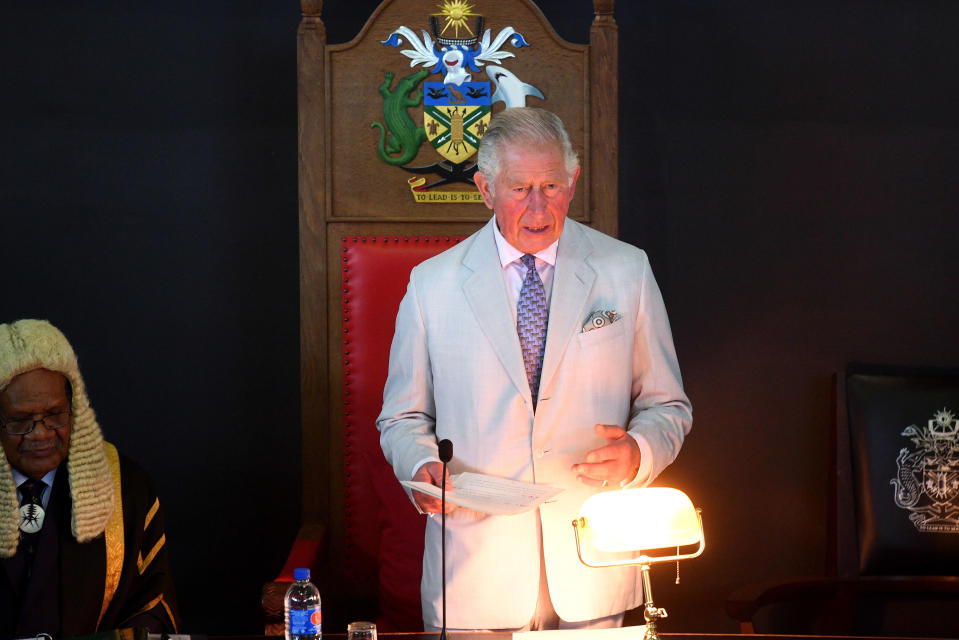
0,319,180,637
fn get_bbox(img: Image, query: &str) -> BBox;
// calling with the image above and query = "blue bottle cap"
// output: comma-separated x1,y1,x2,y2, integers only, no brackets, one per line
294,567,311,580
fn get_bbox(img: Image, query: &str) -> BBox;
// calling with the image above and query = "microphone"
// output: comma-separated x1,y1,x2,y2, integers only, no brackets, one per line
438,439,453,640
438,438,453,463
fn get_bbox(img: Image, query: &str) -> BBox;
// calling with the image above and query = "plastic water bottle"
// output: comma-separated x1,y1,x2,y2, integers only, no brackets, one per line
285,567,322,640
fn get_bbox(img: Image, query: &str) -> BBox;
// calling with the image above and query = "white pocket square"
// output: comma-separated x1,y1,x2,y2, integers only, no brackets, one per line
582,310,619,332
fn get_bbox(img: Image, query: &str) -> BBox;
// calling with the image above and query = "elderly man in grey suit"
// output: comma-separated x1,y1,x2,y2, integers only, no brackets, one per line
378,107,692,632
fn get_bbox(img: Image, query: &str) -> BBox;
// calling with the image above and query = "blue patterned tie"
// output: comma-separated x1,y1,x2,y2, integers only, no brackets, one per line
517,254,548,408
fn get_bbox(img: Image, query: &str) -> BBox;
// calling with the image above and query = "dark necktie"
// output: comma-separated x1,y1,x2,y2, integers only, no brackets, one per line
18,478,47,581
517,254,548,408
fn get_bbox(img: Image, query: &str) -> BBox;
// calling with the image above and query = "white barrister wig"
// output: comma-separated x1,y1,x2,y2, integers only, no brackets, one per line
0,319,114,557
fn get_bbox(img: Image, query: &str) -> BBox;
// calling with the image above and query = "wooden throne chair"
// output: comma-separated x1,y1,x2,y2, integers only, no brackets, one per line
726,365,959,637
262,0,619,632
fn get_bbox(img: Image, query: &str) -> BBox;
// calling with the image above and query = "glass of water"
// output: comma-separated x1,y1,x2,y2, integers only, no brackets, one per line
347,621,377,640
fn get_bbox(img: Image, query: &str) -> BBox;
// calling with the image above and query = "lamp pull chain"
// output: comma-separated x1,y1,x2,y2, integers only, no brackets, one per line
675,548,681,584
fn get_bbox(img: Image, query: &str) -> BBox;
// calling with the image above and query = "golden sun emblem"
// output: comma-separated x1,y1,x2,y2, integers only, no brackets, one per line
433,0,479,38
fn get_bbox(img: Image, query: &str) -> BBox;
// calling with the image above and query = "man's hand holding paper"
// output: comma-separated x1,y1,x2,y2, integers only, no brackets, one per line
411,461,456,514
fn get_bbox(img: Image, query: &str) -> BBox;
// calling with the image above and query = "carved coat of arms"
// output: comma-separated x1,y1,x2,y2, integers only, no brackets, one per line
891,408,959,532
371,1,545,202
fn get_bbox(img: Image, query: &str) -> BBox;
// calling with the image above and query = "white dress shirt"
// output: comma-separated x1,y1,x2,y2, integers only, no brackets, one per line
491,219,558,322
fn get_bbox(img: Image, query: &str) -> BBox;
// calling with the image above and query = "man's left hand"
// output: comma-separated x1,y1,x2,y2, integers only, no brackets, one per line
572,424,641,488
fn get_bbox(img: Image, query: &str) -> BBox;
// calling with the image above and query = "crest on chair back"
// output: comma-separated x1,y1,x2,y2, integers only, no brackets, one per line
892,408,959,533
372,0,545,203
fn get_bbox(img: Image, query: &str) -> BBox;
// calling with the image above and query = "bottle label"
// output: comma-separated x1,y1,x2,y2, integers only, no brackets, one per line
290,607,322,634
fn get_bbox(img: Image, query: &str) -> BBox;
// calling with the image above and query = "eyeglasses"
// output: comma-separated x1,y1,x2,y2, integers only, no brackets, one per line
0,411,71,436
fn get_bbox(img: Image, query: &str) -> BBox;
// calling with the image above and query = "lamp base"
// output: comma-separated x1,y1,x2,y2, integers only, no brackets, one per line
643,612,666,640
641,562,668,640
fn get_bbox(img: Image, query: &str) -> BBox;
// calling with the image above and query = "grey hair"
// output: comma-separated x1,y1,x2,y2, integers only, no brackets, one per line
476,108,579,192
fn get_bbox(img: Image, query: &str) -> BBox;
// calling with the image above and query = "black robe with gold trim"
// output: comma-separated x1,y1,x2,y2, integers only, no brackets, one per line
1,442,180,637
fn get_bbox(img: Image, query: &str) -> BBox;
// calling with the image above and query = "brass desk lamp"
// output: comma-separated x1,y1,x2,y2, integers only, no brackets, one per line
572,488,705,640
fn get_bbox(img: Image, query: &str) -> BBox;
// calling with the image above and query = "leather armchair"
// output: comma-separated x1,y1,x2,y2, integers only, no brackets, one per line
262,237,463,633
726,366,959,636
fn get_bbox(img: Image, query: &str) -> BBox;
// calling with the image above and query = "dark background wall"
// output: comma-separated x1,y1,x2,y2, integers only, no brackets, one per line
2,0,957,634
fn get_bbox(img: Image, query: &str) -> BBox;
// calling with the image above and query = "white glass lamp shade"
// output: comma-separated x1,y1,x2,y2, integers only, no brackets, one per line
577,487,702,553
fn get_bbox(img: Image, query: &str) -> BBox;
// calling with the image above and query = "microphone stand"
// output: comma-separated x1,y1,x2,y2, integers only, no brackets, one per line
438,439,453,640
441,465,448,640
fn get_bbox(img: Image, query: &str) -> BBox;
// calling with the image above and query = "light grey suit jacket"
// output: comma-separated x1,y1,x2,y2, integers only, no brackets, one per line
378,217,692,629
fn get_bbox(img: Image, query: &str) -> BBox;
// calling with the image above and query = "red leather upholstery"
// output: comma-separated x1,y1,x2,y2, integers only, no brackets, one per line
276,535,324,583
341,235,466,631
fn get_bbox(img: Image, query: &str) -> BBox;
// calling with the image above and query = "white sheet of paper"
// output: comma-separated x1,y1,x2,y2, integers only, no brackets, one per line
514,625,647,640
402,471,563,515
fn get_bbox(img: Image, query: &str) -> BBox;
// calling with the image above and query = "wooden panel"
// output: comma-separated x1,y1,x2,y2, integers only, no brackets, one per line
588,0,618,236
298,0,329,525
324,1,591,222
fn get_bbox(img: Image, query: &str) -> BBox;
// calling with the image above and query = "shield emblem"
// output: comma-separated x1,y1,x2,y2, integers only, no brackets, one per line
924,467,959,501
424,81,491,164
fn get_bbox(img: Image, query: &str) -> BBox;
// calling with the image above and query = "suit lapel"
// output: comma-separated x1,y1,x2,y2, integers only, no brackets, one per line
540,220,596,398
462,219,531,403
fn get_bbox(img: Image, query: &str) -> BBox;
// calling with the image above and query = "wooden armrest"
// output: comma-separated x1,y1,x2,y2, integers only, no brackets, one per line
262,523,327,635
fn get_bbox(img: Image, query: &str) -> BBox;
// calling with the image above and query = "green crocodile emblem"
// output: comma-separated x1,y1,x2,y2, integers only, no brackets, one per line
371,69,430,166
